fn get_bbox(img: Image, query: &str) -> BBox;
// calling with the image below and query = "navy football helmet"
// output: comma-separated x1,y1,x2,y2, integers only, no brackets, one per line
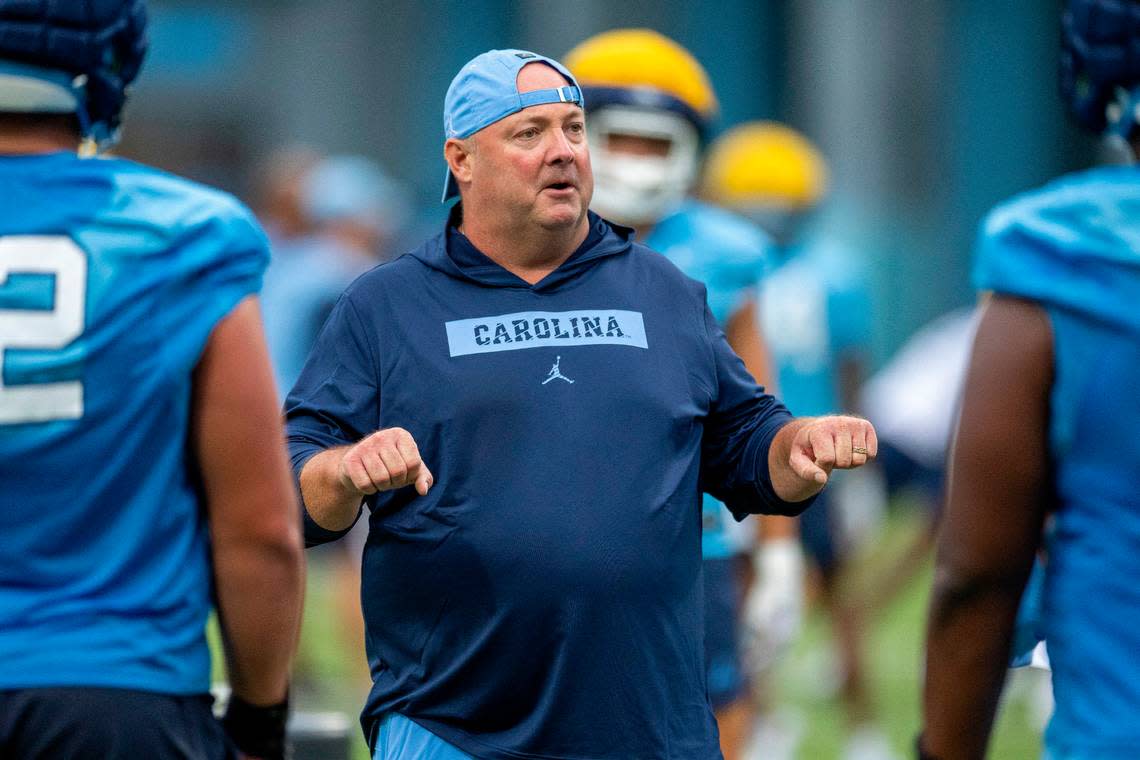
0,0,147,148
1060,0,1140,138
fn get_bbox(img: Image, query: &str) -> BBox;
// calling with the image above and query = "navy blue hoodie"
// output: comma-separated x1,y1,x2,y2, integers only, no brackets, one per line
285,212,806,760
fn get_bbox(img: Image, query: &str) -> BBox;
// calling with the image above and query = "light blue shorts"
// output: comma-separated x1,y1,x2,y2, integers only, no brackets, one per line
372,713,474,760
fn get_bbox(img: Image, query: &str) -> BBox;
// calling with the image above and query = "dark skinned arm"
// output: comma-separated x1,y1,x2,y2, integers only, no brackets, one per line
920,295,1053,760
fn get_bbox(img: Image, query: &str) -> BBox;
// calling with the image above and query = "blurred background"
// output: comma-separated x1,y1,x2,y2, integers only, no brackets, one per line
124,0,1096,363
135,1,1088,758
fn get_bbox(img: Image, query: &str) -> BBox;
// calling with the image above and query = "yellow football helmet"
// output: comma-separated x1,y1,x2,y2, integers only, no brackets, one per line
701,121,828,213
564,28,718,129
565,29,717,225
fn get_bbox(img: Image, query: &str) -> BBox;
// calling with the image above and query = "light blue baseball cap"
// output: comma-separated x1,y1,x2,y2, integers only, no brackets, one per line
442,49,584,202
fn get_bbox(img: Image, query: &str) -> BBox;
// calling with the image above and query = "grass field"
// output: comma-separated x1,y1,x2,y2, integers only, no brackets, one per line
216,507,1047,760
772,507,1046,758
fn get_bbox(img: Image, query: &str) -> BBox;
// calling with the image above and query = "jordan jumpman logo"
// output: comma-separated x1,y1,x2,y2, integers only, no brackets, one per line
542,355,574,385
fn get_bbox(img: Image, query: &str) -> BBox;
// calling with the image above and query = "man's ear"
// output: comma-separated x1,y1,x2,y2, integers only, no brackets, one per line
444,137,475,185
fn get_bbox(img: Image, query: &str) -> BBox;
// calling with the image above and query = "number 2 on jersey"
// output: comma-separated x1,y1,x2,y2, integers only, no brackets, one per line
0,236,87,424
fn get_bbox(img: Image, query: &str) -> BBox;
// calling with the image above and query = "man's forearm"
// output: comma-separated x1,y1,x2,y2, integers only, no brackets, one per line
214,530,304,705
922,575,1024,759
299,446,363,532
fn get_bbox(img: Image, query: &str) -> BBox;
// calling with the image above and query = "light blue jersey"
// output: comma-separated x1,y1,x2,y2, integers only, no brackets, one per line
758,235,871,418
646,199,772,326
0,151,269,695
974,165,1140,759
645,200,772,559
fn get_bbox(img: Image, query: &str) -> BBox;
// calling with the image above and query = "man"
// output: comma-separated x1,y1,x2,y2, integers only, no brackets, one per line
920,1,1140,758
702,122,895,760
0,3,304,759
562,33,800,760
286,48,877,760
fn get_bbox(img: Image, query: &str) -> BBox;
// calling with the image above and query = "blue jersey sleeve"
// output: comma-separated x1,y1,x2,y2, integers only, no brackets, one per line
972,167,1140,336
284,291,381,546
698,304,810,519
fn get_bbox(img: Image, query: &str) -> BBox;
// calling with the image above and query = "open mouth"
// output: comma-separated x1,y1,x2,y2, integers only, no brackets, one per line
545,182,574,191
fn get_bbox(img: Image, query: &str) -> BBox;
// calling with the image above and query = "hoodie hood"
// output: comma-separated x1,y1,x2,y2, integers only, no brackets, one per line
409,210,635,293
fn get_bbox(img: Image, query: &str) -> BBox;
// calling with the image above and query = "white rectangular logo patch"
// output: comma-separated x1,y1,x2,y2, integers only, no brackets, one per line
446,310,648,357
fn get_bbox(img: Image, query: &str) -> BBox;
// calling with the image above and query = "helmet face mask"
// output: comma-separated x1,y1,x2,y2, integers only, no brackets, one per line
586,105,700,226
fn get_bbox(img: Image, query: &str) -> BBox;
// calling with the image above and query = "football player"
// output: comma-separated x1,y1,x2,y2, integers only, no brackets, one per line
703,122,894,760
920,1,1140,757
0,3,304,759
565,30,798,760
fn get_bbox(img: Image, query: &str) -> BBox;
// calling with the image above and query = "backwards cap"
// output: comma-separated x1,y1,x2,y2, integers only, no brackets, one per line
441,49,583,202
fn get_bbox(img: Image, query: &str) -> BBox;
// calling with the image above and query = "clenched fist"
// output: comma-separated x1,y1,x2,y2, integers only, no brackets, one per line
338,427,434,497
770,415,878,502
